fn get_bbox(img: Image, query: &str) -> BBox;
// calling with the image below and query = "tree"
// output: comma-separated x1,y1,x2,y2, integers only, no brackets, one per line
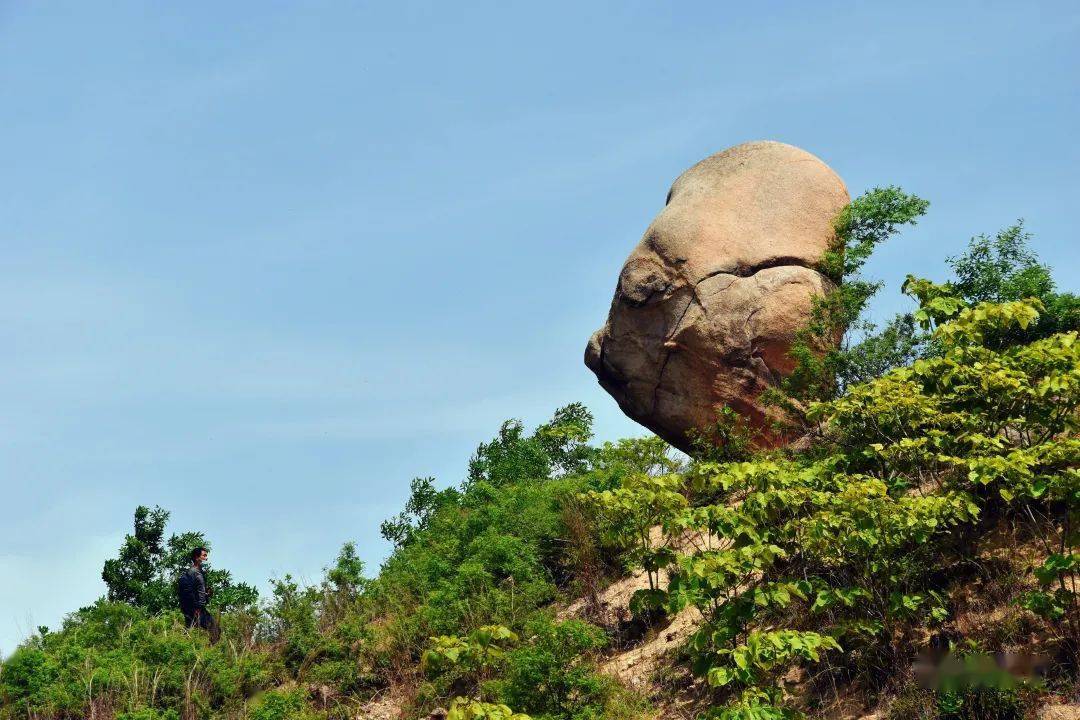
465,403,595,490
325,541,367,596
380,477,461,548
947,222,1079,341
785,198,1077,411
770,186,929,416
533,402,596,477
101,505,257,614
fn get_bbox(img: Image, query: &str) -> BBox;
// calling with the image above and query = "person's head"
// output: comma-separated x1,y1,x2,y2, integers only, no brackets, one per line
190,547,208,567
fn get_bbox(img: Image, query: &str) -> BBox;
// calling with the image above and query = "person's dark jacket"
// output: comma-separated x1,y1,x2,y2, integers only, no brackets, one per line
177,566,208,614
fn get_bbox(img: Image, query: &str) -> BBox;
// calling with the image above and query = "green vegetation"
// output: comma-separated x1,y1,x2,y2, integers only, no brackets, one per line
582,200,1079,718
772,186,930,413
417,618,636,720
0,601,280,719
1,194,1076,720
102,505,259,615
1,406,648,720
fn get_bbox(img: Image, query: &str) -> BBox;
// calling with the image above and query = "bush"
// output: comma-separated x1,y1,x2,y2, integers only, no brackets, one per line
365,406,611,673
117,710,181,720
247,688,319,720
495,617,620,720
0,601,282,719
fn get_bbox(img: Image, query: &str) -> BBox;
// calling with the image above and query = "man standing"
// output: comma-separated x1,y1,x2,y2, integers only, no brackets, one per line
178,547,220,643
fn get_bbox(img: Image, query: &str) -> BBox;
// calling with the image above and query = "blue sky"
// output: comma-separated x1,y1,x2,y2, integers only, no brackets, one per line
1,1,1077,653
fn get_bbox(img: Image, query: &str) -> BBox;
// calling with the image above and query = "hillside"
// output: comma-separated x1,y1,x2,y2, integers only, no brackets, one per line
1,197,1078,720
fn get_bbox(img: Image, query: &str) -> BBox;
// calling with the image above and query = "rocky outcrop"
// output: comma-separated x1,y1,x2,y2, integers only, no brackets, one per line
585,141,849,452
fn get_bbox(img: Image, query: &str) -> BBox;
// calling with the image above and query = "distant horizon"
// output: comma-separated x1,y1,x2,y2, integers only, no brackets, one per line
2,1,1078,654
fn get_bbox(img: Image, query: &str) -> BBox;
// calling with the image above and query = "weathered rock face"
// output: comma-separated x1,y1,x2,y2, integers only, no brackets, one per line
585,141,849,452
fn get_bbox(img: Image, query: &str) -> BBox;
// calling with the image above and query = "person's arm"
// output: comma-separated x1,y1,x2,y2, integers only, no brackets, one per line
195,571,208,609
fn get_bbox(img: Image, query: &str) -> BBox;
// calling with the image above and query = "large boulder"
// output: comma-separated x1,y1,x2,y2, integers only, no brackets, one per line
585,141,849,452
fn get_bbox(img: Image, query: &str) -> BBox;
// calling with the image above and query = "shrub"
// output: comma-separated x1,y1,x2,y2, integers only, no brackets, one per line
116,710,181,720
0,601,283,719
495,617,619,720
247,688,317,720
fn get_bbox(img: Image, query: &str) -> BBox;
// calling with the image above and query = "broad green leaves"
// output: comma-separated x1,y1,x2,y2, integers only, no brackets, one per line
445,697,530,720
1021,554,1080,623
422,625,519,677
580,473,688,593
707,631,842,688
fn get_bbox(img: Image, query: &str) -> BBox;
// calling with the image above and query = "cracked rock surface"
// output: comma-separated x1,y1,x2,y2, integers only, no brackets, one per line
585,141,849,452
